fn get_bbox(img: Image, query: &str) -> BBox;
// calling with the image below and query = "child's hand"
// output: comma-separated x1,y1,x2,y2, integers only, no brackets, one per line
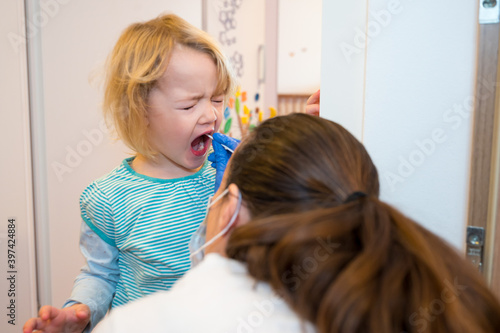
208,133,240,192
23,303,90,333
306,89,320,116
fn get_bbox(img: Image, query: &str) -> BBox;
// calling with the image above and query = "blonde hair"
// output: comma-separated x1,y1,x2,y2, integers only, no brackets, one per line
103,14,236,159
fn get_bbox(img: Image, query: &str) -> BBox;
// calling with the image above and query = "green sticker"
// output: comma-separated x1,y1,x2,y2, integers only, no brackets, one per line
224,118,233,134
235,98,240,114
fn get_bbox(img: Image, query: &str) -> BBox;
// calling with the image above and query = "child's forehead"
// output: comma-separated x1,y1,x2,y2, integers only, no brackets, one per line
164,46,213,74
169,44,214,65
154,46,218,93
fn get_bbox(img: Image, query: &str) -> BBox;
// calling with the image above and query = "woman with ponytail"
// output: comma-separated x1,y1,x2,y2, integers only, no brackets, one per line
95,113,500,333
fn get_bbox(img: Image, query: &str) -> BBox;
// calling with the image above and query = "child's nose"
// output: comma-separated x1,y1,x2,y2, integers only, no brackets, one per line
201,103,218,124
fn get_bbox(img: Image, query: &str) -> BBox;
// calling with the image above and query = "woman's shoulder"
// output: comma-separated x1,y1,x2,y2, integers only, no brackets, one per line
95,254,314,332
165,254,314,331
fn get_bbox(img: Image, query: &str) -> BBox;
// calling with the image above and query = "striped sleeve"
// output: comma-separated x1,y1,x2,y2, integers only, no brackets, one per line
80,182,116,247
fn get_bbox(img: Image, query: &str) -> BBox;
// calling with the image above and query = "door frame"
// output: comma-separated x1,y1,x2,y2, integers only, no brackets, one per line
468,11,500,296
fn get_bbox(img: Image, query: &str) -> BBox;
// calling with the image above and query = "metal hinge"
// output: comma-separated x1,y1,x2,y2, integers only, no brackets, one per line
466,226,485,273
480,0,500,24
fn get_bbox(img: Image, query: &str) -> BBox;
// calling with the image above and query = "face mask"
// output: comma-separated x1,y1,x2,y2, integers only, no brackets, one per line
189,188,242,267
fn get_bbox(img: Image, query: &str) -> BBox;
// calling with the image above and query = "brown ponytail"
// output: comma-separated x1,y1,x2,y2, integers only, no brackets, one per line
225,114,500,333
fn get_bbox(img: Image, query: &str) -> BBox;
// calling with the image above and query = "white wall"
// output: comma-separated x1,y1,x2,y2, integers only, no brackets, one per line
206,0,266,105
277,0,322,94
0,1,38,331
321,0,478,250
205,0,266,134
33,0,202,308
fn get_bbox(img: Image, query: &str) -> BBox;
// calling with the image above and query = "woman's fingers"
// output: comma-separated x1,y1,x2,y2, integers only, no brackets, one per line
306,89,320,116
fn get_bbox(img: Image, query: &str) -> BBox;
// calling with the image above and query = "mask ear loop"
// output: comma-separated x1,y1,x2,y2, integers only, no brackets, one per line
190,190,242,258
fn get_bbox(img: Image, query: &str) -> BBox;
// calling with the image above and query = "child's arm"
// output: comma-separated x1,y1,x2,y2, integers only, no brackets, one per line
63,222,120,331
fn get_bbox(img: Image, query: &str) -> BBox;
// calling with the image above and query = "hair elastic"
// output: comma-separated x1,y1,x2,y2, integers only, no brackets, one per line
344,191,367,203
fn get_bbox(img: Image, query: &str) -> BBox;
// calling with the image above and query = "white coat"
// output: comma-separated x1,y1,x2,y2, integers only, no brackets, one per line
93,253,316,333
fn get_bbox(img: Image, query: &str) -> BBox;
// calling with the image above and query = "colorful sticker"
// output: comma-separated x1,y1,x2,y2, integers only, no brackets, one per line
223,118,233,134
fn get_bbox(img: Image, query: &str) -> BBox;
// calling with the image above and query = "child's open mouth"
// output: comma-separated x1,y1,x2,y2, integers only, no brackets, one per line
190,133,211,156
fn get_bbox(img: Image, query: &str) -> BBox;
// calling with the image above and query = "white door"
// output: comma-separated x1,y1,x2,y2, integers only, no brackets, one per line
320,0,478,251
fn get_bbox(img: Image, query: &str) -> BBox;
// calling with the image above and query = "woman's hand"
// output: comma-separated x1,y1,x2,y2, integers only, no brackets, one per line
208,133,240,192
23,303,90,333
306,89,320,116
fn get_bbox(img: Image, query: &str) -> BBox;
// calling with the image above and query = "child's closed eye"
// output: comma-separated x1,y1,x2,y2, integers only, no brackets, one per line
211,97,224,106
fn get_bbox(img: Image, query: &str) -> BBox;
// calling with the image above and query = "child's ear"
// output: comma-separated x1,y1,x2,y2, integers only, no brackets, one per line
219,184,250,234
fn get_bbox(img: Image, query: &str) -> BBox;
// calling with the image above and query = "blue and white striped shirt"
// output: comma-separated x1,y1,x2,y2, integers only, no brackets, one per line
80,157,215,308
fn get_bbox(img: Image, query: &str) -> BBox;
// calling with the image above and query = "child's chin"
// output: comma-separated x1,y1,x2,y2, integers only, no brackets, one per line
184,159,205,172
